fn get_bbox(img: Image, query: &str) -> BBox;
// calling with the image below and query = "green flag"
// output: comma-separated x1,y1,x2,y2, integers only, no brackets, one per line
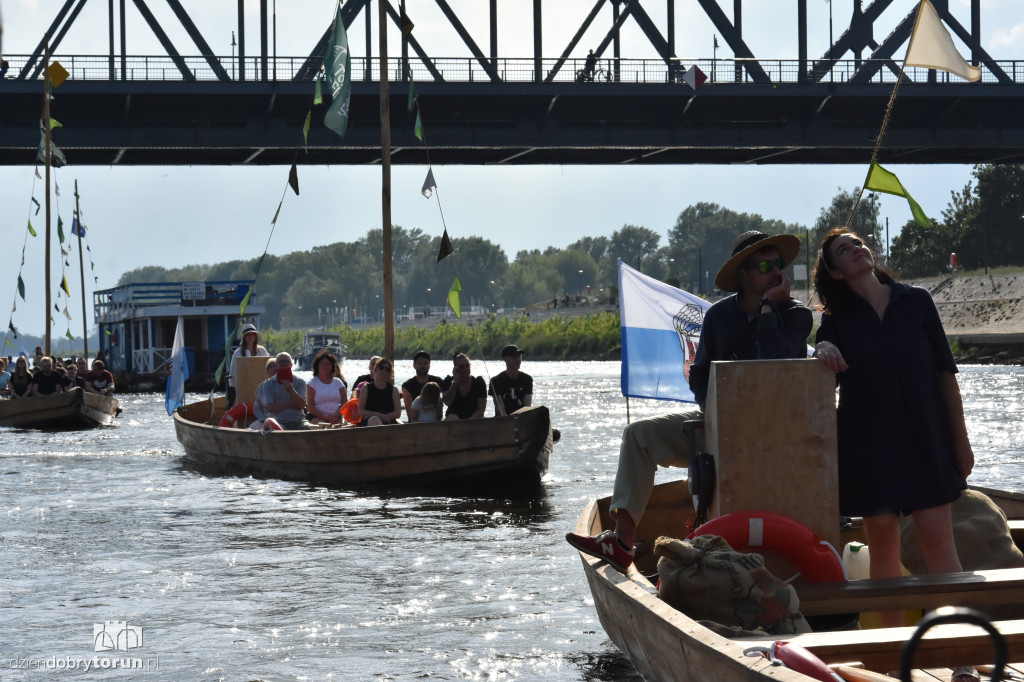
239,287,253,316
863,161,931,227
32,197,41,215
58,216,65,243
323,3,352,140
28,220,37,237
314,77,323,106
66,328,75,340
303,110,311,148
414,112,423,141
448,277,463,319
17,275,25,300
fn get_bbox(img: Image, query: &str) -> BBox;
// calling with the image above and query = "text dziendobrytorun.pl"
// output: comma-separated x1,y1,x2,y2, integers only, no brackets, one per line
7,656,159,672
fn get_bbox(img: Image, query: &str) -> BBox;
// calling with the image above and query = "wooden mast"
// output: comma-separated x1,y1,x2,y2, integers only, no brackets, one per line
43,36,52,357
378,0,395,363
74,180,89,359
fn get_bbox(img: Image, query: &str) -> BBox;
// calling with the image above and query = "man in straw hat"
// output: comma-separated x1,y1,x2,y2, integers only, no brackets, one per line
566,230,813,572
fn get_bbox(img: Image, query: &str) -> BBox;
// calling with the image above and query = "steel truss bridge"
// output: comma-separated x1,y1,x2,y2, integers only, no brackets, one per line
2,0,1023,166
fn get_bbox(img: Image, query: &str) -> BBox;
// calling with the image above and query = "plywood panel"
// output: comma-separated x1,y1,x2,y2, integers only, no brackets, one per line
235,356,273,407
706,358,839,549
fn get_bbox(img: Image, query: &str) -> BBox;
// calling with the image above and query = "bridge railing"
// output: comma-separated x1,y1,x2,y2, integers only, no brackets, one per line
3,55,1020,85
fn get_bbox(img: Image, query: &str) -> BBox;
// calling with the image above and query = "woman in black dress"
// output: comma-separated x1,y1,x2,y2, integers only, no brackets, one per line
813,228,973,627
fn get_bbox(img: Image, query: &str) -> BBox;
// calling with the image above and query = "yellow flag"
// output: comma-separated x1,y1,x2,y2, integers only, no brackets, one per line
60,276,71,296
448,277,462,319
49,61,70,88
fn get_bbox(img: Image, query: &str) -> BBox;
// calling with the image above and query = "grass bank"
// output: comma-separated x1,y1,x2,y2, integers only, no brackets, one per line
262,312,623,362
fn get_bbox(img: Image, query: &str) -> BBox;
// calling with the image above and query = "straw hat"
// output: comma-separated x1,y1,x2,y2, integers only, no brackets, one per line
714,231,802,292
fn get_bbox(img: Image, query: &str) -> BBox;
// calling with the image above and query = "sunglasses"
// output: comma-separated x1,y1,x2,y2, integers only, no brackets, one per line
750,257,785,274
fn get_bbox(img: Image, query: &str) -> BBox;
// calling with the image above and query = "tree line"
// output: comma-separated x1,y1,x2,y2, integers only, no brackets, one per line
117,164,1023,328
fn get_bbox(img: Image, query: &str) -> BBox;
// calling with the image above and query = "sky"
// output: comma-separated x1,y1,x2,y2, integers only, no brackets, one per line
3,0,1022,337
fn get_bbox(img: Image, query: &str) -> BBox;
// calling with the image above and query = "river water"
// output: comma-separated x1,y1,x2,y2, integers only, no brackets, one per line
2,361,1022,681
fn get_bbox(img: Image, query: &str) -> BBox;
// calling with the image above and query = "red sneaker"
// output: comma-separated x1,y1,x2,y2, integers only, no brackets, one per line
565,530,635,572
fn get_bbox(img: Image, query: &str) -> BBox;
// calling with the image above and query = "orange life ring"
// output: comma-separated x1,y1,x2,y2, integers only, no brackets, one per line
687,510,846,583
219,403,253,428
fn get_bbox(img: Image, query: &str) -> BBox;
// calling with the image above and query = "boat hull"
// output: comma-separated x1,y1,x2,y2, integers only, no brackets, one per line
174,399,552,487
0,387,119,429
574,480,1024,681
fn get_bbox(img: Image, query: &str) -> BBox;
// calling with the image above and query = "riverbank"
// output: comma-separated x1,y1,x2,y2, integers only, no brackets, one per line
911,273,1024,365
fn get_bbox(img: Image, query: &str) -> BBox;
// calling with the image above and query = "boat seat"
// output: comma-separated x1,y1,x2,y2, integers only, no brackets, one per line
1009,519,1024,548
796,567,1024,617
738,618,1024,671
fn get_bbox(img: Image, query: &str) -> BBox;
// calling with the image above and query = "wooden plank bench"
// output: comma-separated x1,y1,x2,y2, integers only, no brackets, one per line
1009,519,1024,548
740,619,1024,671
796,567,1024,617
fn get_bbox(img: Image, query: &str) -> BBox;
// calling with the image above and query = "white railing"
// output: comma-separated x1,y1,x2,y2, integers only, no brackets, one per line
133,347,173,375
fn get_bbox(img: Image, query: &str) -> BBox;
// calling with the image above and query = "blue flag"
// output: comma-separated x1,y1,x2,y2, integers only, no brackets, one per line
618,259,711,403
323,2,352,140
71,215,84,237
165,315,189,415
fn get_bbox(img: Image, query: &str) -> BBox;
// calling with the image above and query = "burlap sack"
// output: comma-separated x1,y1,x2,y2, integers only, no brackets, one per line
654,534,811,635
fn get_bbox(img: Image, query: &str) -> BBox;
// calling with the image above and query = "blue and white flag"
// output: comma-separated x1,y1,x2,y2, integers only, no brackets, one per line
618,259,711,403
165,315,189,416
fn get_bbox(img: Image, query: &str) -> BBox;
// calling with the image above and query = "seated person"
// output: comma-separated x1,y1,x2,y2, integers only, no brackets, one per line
63,360,86,390
401,350,443,420
8,356,33,398
357,358,402,426
28,356,65,396
84,359,115,396
0,358,10,397
255,353,309,430
440,352,487,420
306,350,348,425
250,359,278,429
353,356,382,388
488,344,533,416
409,382,443,423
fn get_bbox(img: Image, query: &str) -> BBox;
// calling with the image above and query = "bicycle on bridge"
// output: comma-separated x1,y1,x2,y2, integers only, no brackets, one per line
575,66,612,83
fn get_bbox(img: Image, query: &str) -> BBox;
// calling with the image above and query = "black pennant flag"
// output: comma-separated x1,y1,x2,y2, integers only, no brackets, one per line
437,229,453,263
288,164,300,196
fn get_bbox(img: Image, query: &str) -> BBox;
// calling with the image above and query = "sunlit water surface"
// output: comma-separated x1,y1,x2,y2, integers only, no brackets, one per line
1,362,1021,680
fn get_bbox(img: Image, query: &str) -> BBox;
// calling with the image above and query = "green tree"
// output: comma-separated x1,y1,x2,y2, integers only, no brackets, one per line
667,203,802,294
608,225,661,274
810,188,883,257
969,164,1024,270
889,219,952,278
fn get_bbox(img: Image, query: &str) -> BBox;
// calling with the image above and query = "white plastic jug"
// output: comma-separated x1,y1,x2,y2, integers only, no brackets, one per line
842,542,870,580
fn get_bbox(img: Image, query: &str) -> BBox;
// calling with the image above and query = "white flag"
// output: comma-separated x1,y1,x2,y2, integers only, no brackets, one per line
618,259,710,403
905,0,980,82
165,315,189,416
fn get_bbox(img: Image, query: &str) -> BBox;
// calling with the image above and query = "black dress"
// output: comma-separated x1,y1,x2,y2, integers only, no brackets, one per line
816,282,965,517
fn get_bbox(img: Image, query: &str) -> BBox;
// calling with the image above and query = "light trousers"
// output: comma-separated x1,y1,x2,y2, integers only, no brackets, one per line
609,409,705,525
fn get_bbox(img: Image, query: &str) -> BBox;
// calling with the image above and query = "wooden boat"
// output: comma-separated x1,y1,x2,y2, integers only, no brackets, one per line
295,331,347,371
0,387,119,429
572,479,1024,682
174,397,552,487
